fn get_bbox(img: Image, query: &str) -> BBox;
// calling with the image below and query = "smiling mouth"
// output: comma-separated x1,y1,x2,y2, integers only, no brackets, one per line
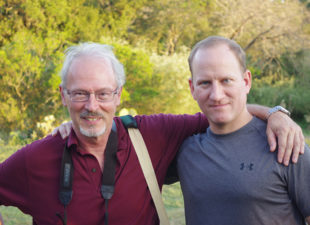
83,117,101,121
80,117,104,126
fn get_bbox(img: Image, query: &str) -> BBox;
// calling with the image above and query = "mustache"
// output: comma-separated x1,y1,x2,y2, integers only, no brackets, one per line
80,111,104,118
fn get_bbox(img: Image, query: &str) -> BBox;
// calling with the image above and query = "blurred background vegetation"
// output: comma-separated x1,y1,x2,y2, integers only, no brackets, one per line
0,0,309,144
0,0,310,223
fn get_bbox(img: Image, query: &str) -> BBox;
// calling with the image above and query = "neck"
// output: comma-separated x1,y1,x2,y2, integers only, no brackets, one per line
74,125,113,170
78,133,109,152
210,109,253,135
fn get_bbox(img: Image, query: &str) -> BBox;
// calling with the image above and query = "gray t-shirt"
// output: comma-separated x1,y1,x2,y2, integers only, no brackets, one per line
177,117,310,225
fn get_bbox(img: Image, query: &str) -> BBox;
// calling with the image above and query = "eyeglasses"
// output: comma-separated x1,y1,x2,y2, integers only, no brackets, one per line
65,88,119,102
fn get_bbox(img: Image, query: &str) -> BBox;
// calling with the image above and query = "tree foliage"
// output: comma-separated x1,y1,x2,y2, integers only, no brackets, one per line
0,0,309,142
210,0,310,68
130,0,213,54
0,33,62,134
114,43,162,114
149,51,200,114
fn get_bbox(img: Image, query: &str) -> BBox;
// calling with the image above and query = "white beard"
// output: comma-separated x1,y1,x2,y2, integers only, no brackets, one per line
80,124,106,137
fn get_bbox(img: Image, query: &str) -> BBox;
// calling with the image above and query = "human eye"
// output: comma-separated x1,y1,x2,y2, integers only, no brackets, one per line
98,92,108,97
223,78,232,84
199,80,211,86
71,90,88,101
73,90,87,97
96,91,110,101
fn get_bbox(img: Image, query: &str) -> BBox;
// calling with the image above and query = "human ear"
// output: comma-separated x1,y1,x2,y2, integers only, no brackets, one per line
189,77,197,100
243,70,252,94
59,86,67,106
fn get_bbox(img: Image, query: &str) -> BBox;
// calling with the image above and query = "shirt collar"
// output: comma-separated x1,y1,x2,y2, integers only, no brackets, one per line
67,128,79,149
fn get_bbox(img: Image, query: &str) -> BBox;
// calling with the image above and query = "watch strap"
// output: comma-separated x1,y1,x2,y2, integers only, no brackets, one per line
267,105,290,119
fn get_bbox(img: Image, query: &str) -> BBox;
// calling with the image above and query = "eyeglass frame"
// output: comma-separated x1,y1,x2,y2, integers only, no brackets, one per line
64,87,119,103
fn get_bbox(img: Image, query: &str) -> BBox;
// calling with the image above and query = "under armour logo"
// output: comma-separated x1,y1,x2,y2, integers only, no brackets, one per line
240,163,254,171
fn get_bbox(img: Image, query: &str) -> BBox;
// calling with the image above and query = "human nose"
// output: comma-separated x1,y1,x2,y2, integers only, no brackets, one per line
84,93,99,111
209,83,224,101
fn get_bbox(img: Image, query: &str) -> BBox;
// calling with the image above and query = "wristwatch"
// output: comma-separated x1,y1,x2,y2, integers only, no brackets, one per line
267,105,291,119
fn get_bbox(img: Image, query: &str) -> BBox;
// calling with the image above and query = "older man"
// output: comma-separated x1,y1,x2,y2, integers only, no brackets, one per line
0,42,304,225
177,36,310,225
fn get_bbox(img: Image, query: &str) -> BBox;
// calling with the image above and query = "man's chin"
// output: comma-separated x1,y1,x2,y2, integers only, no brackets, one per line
80,126,106,138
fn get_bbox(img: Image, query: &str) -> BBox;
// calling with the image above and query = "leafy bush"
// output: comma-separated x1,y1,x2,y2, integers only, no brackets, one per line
249,81,310,120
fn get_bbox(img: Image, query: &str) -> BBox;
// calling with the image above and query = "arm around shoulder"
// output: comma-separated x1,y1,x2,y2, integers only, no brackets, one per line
247,104,305,166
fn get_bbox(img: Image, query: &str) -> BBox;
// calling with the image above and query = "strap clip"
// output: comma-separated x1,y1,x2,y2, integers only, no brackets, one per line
101,185,115,200
59,190,73,206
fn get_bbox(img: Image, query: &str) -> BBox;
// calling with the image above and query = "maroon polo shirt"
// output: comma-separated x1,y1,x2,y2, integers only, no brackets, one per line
0,113,208,225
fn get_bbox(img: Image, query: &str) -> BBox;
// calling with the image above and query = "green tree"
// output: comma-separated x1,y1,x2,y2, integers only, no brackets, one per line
114,43,162,114
131,0,213,54
0,0,152,140
150,51,200,114
209,0,310,72
1,0,309,142
0,33,62,136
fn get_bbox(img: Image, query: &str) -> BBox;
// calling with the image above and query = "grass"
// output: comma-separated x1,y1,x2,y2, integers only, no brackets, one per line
0,206,31,225
163,183,185,225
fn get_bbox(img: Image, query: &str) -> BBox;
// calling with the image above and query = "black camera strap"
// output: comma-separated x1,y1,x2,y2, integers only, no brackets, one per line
101,129,118,225
58,128,118,225
57,139,74,225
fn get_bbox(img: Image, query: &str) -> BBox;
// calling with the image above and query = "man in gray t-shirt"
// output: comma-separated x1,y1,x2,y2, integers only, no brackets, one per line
177,36,310,225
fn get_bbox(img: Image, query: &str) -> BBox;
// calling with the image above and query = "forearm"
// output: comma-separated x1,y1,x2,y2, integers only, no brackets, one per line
247,104,270,121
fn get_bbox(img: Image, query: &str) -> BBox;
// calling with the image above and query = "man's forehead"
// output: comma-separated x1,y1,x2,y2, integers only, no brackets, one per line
70,55,112,69
191,46,244,80
196,43,231,56
65,55,117,88
67,56,115,79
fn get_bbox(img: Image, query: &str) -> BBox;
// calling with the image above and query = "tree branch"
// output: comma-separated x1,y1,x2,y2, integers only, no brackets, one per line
244,25,275,51
230,14,254,40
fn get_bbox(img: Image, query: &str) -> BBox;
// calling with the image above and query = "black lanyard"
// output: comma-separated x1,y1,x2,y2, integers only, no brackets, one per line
57,129,118,225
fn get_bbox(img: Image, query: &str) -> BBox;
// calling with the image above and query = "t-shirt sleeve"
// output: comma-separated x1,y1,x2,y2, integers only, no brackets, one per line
286,144,310,218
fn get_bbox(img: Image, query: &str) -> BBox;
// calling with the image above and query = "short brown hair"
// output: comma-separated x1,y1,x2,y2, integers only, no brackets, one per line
188,36,246,76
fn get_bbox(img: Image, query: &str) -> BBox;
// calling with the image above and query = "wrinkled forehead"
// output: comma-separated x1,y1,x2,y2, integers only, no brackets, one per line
66,55,117,89
69,55,113,73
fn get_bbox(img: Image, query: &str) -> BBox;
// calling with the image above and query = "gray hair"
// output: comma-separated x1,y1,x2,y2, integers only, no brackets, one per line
60,42,126,88
188,36,246,76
